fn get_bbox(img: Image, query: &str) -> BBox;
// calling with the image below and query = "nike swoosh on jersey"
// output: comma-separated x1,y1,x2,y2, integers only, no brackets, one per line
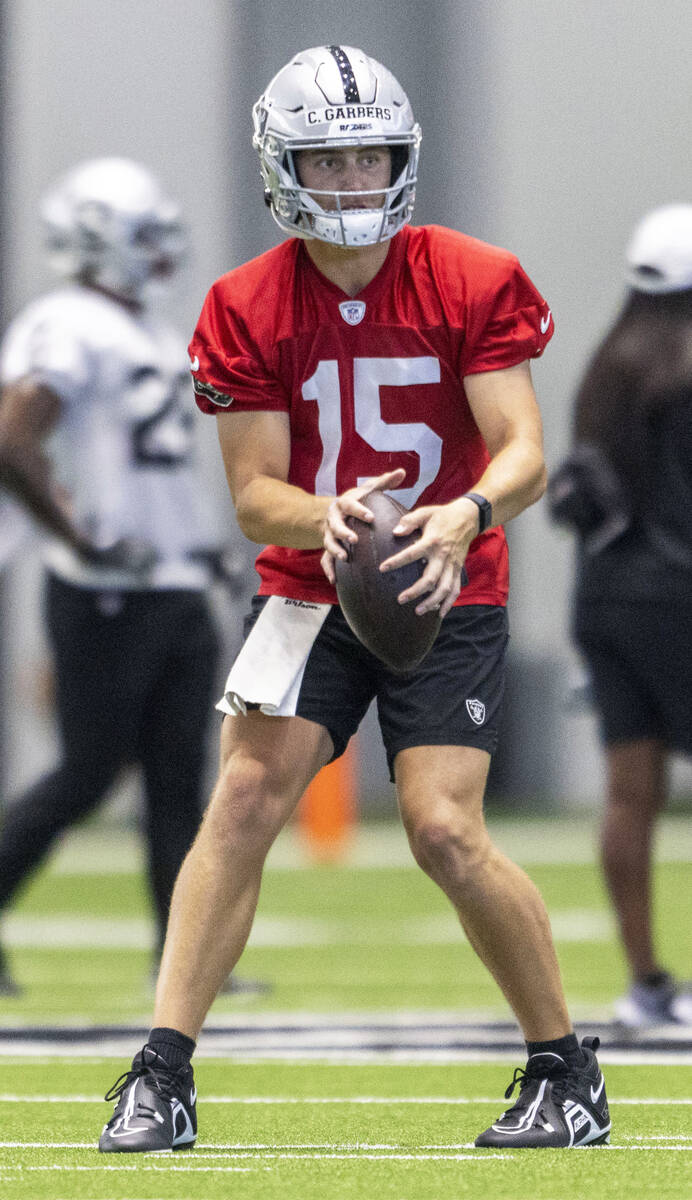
189,355,200,371
540,311,551,333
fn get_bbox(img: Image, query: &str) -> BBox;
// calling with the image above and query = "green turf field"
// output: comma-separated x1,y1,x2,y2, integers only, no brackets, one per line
1,816,691,1020
1,1059,690,1198
0,816,690,1197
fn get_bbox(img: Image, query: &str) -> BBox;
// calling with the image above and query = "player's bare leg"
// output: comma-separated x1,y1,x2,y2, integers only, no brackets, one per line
396,744,571,1040
153,713,333,1039
601,738,666,980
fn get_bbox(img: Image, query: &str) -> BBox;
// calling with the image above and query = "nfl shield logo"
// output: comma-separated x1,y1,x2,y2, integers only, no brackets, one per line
339,300,366,325
466,698,486,726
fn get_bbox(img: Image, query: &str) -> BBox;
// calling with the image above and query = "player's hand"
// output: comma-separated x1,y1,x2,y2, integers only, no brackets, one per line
320,467,406,585
379,496,478,617
78,536,158,576
190,545,251,599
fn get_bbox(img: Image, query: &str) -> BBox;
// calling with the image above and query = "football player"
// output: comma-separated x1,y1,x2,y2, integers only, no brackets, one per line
0,158,258,997
99,48,610,1152
551,204,692,1029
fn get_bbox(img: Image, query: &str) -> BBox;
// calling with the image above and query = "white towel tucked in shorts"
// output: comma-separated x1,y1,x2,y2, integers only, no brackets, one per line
217,595,331,717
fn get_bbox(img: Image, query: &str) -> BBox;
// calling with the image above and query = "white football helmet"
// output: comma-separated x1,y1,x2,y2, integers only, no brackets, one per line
252,45,421,247
41,158,186,302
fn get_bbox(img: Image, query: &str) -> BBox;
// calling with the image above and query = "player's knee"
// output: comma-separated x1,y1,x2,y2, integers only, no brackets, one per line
210,756,287,850
406,809,489,885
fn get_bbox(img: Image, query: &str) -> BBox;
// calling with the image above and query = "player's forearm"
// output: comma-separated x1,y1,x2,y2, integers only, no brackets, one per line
0,445,89,554
234,474,332,549
461,439,547,530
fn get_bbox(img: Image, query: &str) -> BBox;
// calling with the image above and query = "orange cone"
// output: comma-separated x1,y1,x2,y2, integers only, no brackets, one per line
298,737,357,861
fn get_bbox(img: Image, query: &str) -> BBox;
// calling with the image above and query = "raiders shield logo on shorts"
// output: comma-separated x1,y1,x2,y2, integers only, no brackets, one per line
466,697,486,725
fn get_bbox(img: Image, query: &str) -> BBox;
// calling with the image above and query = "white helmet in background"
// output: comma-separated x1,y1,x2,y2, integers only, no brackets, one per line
625,204,692,293
41,157,186,302
252,45,421,248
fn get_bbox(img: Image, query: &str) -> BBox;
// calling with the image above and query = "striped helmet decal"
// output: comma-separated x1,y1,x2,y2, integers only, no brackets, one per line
326,45,361,103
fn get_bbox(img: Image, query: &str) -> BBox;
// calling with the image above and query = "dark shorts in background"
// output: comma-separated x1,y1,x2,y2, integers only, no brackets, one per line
242,598,509,778
574,597,692,753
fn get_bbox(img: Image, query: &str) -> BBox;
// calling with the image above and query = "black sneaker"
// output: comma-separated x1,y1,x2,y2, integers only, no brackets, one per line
99,1045,197,1152
615,972,682,1029
475,1035,610,1148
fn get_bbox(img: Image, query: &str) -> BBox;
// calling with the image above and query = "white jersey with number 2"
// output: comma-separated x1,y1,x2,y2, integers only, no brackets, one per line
0,285,218,590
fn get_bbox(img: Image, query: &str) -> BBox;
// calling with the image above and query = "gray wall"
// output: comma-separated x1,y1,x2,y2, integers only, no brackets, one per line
2,0,240,794
2,1,691,807
483,3,692,801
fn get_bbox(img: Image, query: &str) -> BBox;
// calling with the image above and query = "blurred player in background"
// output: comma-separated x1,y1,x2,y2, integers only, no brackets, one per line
99,47,610,1153
0,494,30,569
0,158,259,997
0,495,31,799
550,204,692,1029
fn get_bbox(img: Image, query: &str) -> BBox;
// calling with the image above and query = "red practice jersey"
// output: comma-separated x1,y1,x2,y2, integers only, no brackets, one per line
189,224,553,605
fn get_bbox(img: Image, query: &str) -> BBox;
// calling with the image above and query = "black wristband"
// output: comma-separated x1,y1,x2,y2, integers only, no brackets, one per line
463,491,493,533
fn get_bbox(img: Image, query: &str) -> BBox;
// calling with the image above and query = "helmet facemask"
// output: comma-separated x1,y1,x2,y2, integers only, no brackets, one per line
257,133,419,248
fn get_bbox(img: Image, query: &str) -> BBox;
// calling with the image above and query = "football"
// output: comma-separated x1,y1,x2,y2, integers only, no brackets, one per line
334,490,442,673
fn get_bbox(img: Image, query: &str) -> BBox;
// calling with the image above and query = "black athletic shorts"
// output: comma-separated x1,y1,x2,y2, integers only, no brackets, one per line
240,597,509,778
574,596,692,753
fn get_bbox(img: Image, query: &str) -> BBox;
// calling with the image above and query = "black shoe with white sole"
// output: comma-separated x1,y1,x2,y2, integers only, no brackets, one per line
99,1045,197,1152
475,1035,610,1148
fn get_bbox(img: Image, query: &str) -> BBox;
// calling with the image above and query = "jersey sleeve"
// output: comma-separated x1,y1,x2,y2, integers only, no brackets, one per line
0,308,93,402
188,279,289,415
461,256,554,376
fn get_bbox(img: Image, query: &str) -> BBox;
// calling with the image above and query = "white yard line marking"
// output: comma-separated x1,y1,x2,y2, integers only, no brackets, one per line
2,1145,691,1160
17,1164,255,1172
2,1136,691,1155
7,1154,510,1166
2,908,613,947
0,1142,97,1148
2,1094,692,1105
46,817,692,874
3,1047,692,1065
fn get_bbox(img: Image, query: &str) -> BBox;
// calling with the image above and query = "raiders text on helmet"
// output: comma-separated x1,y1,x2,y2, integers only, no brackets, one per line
41,158,186,303
252,45,421,248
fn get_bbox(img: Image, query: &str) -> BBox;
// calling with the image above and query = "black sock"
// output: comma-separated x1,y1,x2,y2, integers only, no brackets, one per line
147,1026,196,1071
526,1033,582,1065
640,970,670,988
